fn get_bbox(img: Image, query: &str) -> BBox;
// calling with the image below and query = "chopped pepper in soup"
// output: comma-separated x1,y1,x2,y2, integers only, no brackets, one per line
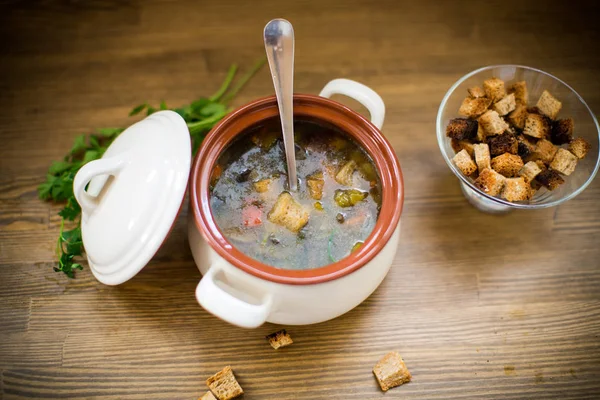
209,118,382,270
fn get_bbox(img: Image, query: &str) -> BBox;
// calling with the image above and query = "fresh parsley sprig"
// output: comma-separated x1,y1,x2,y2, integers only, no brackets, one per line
38,59,265,278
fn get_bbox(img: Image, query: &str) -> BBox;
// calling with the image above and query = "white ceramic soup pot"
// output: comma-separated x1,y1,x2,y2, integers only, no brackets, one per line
189,79,404,328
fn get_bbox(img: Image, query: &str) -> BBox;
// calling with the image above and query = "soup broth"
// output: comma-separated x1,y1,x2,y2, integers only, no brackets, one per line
209,118,382,270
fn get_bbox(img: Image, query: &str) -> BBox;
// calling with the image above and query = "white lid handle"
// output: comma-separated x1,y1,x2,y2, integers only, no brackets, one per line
196,264,272,328
319,78,385,129
73,156,126,217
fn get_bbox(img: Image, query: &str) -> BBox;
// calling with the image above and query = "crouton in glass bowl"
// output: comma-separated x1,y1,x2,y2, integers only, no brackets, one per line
437,65,600,213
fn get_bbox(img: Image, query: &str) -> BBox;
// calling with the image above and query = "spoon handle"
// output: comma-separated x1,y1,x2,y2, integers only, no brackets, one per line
264,18,298,191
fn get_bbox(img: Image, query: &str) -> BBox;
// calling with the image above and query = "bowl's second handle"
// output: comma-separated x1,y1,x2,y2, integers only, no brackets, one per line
196,262,273,329
319,78,385,130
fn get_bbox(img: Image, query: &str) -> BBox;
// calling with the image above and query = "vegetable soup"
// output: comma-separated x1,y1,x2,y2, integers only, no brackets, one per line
209,118,382,270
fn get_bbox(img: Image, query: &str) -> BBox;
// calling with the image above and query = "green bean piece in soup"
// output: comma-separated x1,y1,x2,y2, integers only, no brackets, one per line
209,118,382,270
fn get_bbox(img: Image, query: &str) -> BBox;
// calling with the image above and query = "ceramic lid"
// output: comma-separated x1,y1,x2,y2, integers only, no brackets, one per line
73,111,191,285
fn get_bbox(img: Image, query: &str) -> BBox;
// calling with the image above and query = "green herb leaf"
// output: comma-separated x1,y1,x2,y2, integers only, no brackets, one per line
159,101,168,110
200,102,227,117
70,134,87,156
129,103,147,116
58,198,81,221
83,150,100,164
97,128,124,138
48,161,72,175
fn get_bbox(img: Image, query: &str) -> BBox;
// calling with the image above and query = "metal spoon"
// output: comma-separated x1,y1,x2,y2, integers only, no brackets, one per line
264,18,298,191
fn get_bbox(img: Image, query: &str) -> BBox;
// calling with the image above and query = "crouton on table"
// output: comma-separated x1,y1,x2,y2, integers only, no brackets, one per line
479,110,508,136
266,329,293,349
518,161,543,183
550,148,578,176
446,118,478,140
268,192,309,232
458,97,492,118
335,160,357,186
473,143,491,172
487,133,518,156
536,90,562,120
474,168,506,196
492,93,516,116
453,149,477,176
199,392,217,400
483,77,506,102
523,113,551,139
206,366,244,400
569,137,591,159
551,118,574,145
501,177,531,202
508,81,529,105
491,153,524,177
373,351,411,392
306,171,324,200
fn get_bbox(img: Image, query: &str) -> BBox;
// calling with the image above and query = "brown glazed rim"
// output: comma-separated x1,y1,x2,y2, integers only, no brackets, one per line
190,94,404,285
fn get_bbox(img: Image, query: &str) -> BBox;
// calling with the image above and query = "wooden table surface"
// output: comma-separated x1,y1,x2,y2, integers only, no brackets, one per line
1,1,600,399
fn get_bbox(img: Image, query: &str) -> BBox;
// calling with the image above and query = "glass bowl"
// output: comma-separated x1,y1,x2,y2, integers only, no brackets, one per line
437,65,600,213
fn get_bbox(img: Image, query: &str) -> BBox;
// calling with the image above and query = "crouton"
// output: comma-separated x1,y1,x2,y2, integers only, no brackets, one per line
518,161,543,183
569,137,591,159
535,169,565,190
335,160,357,186
476,121,487,142
492,93,516,116
508,81,528,105
200,392,217,400
501,177,532,202
483,77,506,102
206,366,243,400
479,110,508,136
446,118,478,140
253,178,271,193
491,153,524,177
523,113,551,139
487,133,518,156
507,104,528,130
536,90,562,120
516,135,536,160
451,139,475,157
550,118,574,145
458,97,493,118
373,351,412,392
266,329,293,349
468,86,486,98
473,143,491,172
550,148,578,176
453,149,477,176
268,192,309,233
535,159,547,171
306,171,324,200
474,168,506,196
534,139,558,165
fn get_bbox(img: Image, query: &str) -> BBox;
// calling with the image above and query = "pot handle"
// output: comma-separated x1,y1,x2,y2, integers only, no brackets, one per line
196,262,273,329
73,156,126,218
319,78,385,130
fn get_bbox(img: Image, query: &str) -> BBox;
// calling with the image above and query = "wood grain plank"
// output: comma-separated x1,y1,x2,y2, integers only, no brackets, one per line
0,332,67,369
